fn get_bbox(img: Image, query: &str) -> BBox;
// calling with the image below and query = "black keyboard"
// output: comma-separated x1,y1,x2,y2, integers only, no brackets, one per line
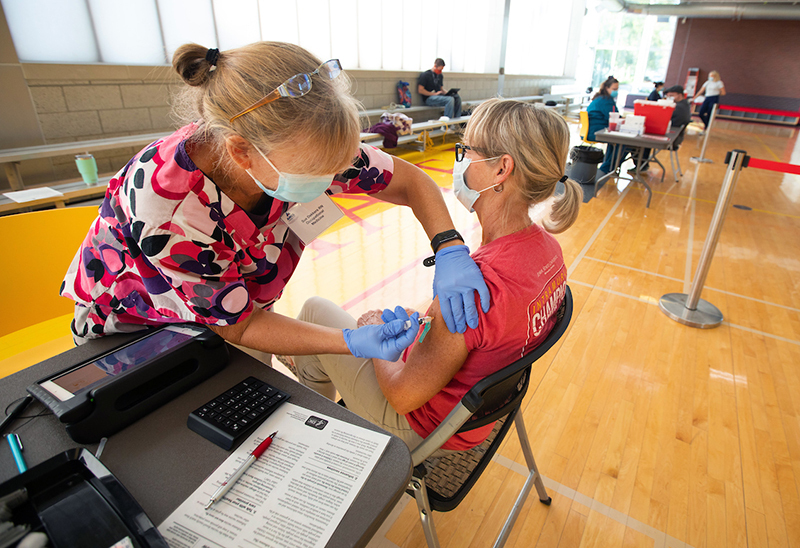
187,376,290,450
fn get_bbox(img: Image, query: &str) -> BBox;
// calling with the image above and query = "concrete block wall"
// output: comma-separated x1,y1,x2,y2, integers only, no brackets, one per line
2,63,573,190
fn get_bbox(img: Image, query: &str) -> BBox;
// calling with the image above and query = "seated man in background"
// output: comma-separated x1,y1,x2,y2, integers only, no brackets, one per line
418,58,462,119
664,84,692,147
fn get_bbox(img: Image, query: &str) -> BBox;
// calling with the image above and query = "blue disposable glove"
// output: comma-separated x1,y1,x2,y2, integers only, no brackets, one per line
432,245,491,333
343,307,420,361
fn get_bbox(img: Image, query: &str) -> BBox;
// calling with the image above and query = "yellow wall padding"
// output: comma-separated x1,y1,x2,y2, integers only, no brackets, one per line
0,206,98,338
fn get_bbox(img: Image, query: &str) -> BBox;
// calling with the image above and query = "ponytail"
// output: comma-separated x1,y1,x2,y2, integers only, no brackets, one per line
544,177,581,234
173,43,219,87
593,75,619,100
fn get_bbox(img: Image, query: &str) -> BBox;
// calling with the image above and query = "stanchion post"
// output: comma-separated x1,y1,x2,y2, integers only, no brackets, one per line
659,149,749,328
691,103,718,164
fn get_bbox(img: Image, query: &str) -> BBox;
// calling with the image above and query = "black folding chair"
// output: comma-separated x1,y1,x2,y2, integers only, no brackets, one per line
407,286,573,548
649,124,686,182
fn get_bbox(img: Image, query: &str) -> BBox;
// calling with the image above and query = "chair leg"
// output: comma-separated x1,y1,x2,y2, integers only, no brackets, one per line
673,148,683,179
668,149,679,182
492,413,551,548
409,476,441,548
514,413,550,505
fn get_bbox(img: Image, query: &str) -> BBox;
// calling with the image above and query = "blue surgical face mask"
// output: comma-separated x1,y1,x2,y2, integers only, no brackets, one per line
246,145,334,203
610,90,619,99
452,157,502,212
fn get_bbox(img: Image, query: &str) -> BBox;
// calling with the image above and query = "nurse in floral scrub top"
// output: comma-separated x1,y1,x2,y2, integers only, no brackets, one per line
60,41,490,363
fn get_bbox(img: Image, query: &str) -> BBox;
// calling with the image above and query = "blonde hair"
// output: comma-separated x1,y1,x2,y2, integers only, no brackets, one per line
172,42,361,174
463,98,581,234
709,70,720,79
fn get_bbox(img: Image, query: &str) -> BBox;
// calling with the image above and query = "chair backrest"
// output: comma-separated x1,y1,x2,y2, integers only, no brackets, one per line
409,286,574,512
0,206,98,337
579,111,590,141
457,285,573,433
671,123,688,150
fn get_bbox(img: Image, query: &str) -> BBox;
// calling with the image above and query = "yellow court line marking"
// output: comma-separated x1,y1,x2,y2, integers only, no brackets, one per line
651,190,800,220
753,134,783,162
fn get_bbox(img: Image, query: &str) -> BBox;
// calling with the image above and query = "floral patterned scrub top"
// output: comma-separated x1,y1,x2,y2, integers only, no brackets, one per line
61,123,394,341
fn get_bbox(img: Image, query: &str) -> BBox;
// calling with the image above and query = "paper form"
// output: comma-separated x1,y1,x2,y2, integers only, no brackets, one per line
158,403,391,548
3,187,63,203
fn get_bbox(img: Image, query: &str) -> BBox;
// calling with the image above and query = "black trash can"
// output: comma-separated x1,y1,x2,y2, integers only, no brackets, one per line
566,145,604,185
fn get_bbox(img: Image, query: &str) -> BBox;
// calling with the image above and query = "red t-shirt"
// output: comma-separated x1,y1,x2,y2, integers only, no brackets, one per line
405,224,568,450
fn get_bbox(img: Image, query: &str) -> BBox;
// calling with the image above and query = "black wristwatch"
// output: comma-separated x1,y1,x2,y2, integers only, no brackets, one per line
430,229,464,253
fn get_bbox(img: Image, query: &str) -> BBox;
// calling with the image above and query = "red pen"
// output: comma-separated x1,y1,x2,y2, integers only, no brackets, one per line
205,431,277,510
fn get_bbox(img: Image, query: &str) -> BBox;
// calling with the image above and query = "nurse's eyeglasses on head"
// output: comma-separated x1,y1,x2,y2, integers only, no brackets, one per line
229,59,342,123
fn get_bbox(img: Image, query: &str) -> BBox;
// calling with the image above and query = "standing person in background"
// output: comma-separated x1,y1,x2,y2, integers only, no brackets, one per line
694,70,726,132
586,76,620,176
648,81,664,102
418,58,462,120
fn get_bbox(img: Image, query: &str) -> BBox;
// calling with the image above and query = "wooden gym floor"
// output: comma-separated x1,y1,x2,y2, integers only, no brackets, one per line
268,119,800,547
4,116,796,547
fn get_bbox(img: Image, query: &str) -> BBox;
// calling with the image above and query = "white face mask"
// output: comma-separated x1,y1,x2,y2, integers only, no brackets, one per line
452,157,502,212
245,144,335,203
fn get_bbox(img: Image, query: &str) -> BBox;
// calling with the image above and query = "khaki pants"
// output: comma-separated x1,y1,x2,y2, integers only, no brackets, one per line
293,297,426,451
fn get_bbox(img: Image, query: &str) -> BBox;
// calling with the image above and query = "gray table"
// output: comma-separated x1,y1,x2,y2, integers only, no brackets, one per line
0,337,412,548
593,129,680,208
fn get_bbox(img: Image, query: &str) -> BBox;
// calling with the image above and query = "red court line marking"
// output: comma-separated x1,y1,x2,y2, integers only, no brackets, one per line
748,158,800,175
415,159,453,174
341,253,429,311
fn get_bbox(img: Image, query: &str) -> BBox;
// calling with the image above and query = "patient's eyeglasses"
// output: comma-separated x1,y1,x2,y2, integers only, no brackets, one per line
229,59,342,123
455,143,493,162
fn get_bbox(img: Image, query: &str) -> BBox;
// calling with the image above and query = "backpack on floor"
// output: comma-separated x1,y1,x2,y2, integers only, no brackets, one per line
397,80,411,108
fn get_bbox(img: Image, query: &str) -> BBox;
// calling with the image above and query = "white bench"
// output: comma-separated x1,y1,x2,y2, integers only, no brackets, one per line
0,132,166,191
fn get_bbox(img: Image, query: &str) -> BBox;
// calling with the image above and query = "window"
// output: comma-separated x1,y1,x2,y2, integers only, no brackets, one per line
2,0,580,77
506,0,575,76
575,0,677,93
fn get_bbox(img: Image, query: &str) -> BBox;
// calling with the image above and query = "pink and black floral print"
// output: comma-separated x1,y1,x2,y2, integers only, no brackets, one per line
61,123,393,340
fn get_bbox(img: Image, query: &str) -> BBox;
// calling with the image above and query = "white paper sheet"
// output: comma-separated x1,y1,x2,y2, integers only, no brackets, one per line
2,187,63,203
158,403,391,548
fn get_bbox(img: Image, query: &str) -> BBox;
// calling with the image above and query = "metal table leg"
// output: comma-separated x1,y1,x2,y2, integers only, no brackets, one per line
633,147,653,208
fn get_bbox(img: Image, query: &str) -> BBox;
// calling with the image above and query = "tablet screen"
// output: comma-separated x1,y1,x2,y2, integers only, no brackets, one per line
40,325,204,401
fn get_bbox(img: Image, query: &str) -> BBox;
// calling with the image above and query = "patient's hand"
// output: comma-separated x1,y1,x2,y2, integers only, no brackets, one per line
358,308,419,327
357,309,384,327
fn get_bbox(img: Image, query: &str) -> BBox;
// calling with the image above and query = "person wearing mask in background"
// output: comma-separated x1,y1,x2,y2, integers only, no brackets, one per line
633,84,693,172
587,76,621,176
60,41,490,366
693,70,726,133
418,58,462,120
286,99,580,452
648,81,664,102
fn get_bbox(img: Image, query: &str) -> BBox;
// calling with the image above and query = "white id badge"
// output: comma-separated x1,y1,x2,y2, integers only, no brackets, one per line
280,193,344,245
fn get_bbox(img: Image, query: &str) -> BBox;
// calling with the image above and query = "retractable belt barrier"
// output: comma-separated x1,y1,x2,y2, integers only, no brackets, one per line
659,149,749,328
746,158,800,175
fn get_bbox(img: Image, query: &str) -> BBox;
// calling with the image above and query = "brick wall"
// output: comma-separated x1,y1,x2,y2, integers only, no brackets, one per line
2,63,573,190
665,18,800,99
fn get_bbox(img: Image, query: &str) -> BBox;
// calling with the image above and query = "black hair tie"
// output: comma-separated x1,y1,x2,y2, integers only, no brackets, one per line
559,175,568,183
206,48,220,71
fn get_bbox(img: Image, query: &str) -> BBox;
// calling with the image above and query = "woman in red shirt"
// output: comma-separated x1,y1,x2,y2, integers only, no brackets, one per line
289,99,581,451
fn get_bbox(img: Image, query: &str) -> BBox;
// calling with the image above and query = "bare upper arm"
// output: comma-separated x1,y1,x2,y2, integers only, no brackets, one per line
387,298,469,414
